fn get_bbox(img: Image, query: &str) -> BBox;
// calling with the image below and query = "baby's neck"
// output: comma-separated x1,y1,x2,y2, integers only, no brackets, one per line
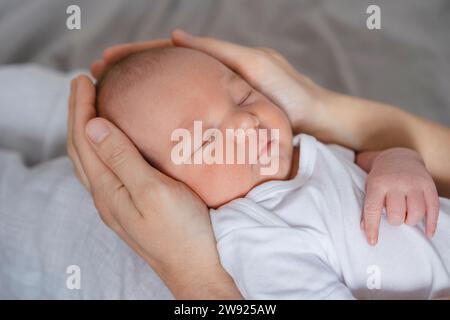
288,146,300,180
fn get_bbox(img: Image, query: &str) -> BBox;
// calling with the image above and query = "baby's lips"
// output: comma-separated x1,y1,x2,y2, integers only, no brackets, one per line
258,138,273,159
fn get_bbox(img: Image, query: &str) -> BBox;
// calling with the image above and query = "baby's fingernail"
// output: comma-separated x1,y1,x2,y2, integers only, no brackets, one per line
427,229,436,238
86,119,110,144
368,236,377,246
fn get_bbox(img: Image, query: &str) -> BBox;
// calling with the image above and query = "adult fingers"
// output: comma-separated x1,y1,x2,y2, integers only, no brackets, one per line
256,47,291,69
85,117,170,204
385,190,406,226
67,78,90,190
72,75,121,201
103,39,173,64
405,190,426,226
172,29,257,75
90,60,106,80
363,186,385,245
93,187,156,268
90,39,172,79
72,75,145,231
72,75,99,182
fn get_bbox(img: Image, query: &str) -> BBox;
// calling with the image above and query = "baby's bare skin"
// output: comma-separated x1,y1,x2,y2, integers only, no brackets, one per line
97,48,294,208
95,45,439,244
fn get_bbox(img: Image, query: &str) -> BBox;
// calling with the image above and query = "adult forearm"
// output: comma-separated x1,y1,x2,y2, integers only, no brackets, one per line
161,262,243,300
300,91,450,197
311,92,416,150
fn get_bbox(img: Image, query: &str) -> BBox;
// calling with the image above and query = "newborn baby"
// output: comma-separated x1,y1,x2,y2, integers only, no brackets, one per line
96,47,450,299
96,47,295,208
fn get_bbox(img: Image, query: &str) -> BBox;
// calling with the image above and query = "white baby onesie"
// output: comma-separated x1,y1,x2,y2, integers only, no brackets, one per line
210,134,450,299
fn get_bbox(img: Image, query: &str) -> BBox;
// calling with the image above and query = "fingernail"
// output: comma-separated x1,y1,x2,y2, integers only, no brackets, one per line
368,236,377,246
86,119,110,144
427,229,436,239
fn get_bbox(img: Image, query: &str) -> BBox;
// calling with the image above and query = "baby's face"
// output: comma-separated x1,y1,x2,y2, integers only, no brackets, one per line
112,48,293,207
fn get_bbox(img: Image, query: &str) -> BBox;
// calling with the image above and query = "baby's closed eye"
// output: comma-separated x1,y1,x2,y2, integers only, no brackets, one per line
238,90,253,106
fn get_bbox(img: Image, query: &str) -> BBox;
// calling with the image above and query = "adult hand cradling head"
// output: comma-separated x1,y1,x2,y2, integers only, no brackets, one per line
68,30,450,299
68,30,331,298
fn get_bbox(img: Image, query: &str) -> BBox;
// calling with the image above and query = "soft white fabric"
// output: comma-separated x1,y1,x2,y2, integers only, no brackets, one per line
211,134,450,299
0,65,172,299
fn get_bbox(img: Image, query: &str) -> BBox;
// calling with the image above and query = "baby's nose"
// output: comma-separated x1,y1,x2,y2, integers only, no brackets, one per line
228,111,260,131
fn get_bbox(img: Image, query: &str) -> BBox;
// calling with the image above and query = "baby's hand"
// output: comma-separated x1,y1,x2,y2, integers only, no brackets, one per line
356,148,440,245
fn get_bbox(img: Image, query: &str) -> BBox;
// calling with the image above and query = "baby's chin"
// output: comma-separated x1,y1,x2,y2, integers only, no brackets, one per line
181,141,295,209
201,182,254,209
202,161,293,209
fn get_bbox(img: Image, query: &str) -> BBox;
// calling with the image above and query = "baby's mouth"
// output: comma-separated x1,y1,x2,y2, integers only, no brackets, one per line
258,138,273,160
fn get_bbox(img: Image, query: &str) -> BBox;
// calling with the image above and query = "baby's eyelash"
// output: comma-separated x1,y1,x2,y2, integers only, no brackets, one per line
192,133,215,154
202,135,214,147
238,90,252,105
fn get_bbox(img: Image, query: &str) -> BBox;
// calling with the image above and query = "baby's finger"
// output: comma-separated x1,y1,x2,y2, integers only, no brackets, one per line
405,190,426,226
424,186,440,238
363,186,385,245
385,190,406,226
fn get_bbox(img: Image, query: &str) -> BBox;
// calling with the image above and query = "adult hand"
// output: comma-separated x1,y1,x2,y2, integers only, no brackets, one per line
67,75,241,299
91,30,332,136
172,30,332,132
90,38,173,79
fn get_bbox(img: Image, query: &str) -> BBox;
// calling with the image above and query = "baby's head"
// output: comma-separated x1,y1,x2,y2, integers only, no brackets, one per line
96,47,294,208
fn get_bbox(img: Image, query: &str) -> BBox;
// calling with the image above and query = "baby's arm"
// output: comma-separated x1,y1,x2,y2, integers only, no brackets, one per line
355,148,440,246
316,93,450,198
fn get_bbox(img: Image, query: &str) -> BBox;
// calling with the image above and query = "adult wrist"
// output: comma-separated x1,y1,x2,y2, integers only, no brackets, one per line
291,88,340,141
165,260,242,299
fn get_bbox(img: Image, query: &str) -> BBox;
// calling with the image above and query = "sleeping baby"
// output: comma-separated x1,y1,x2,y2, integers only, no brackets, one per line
95,47,450,299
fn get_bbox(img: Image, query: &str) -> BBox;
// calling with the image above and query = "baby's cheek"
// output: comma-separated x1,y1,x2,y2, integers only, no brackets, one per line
192,164,255,208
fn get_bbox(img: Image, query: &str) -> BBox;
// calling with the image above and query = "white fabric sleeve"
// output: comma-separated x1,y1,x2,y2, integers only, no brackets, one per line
326,144,356,163
0,64,83,166
212,209,355,300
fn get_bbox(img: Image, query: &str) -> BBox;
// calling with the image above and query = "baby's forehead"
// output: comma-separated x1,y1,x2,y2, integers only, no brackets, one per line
167,48,231,80
141,49,236,104
133,48,242,125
